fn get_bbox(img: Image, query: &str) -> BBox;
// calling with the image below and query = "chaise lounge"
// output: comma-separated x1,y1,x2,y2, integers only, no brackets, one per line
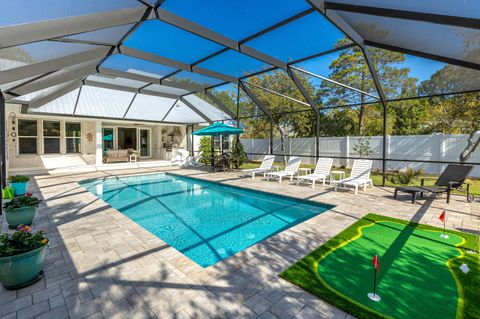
296,157,333,188
240,155,275,179
419,164,474,203
331,160,373,195
266,156,301,183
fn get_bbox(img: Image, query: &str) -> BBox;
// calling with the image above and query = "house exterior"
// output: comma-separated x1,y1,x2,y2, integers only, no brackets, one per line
6,102,191,174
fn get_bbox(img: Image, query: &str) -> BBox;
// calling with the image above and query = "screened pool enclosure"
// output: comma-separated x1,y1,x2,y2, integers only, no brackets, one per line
1,0,480,185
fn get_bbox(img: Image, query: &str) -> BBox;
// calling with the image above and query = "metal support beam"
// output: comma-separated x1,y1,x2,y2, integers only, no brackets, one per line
26,109,194,126
361,46,389,186
190,124,195,155
122,93,138,119
82,79,181,99
98,67,205,92
0,91,6,190
156,8,287,69
239,82,272,118
0,46,110,86
241,81,311,107
307,0,364,46
365,40,480,71
0,7,146,49
324,2,480,30
290,65,379,99
0,90,4,215
29,80,82,109
161,99,180,122
205,90,237,119
180,97,213,124
8,62,98,97
119,45,238,83
269,118,274,156
287,67,320,159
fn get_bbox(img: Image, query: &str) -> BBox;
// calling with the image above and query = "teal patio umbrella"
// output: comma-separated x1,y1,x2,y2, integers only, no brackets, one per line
192,122,244,171
192,122,243,137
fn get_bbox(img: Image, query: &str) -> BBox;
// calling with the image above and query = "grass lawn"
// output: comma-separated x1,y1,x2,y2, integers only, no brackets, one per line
280,214,480,319
239,161,480,197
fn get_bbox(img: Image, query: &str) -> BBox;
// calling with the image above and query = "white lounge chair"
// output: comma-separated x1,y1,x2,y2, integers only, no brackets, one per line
240,155,275,179
171,149,190,167
296,157,333,188
183,151,203,168
266,156,301,183
331,159,373,195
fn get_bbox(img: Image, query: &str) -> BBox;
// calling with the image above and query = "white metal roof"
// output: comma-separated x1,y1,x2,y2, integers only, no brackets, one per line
28,85,224,124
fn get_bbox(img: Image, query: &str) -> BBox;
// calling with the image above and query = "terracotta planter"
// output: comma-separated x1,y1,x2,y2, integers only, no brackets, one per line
5,206,37,229
0,246,46,289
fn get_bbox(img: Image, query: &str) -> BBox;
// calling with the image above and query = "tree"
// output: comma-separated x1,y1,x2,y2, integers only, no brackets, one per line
353,136,373,157
319,38,417,134
419,58,480,162
421,93,480,162
243,70,316,163
198,136,213,164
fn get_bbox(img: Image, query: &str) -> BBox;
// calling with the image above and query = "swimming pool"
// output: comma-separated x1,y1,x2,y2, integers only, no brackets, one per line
80,173,332,267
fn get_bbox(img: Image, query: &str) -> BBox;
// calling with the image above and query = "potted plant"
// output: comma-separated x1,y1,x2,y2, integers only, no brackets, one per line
0,225,48,289
8,175,30,196
3,195,41,229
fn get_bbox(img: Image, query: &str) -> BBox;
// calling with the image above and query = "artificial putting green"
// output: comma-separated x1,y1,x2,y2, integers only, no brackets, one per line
280,214,480,319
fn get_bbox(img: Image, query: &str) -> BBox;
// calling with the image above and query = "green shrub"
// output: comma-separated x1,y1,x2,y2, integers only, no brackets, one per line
199,136,213,164
3,196,41,211
8,175,29,183
230,139,247,169
388,168,424,186
0,225,48,257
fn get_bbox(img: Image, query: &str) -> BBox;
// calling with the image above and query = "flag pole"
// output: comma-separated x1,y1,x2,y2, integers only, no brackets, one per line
368,255,381,302
440,210,449,239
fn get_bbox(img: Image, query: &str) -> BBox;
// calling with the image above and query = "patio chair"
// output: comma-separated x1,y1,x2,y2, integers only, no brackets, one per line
183,151,204,168
213,153,231,172
266,156,301,183
240,155,275,179
296,157,333,188
171,149,190,167
419,164,474,203
331,160,373,195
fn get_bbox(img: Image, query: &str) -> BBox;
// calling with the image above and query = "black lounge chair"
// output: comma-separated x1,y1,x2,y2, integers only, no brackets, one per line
420,164,474,203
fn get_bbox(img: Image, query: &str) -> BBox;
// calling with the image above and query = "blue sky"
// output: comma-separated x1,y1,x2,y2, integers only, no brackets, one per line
3,0,454,87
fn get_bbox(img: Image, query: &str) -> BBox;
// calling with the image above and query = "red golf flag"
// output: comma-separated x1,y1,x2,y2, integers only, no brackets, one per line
372,255,380,272
439,211,446,223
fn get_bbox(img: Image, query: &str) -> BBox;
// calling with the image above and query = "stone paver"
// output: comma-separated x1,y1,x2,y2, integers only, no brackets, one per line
0,166,478,318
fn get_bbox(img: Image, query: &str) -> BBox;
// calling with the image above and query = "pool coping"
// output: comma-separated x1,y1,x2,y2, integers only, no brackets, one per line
76,170,336,269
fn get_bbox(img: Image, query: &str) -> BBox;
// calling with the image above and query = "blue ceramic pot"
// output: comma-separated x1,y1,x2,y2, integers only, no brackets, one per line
10,182,28,196
5,206,37,229
0,246,46,289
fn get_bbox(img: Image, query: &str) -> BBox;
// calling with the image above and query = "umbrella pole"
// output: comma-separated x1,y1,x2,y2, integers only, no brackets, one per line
211,136,214,172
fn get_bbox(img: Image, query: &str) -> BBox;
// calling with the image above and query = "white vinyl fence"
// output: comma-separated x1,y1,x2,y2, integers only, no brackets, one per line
241,133,480,178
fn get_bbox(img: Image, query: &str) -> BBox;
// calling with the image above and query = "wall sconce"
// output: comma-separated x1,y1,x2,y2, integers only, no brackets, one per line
8,112,16,125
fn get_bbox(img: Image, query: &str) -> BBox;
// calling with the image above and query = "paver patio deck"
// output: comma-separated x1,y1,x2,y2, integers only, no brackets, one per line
1,166,478,319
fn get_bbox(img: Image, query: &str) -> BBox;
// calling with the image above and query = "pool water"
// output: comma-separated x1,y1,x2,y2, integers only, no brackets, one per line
80,173,331,267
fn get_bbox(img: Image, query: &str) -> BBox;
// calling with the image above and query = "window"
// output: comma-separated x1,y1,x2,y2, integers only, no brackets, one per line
18,120,37,154
214,135,230,151
43,121,60,153
66,122,81,153
103,128,114,150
